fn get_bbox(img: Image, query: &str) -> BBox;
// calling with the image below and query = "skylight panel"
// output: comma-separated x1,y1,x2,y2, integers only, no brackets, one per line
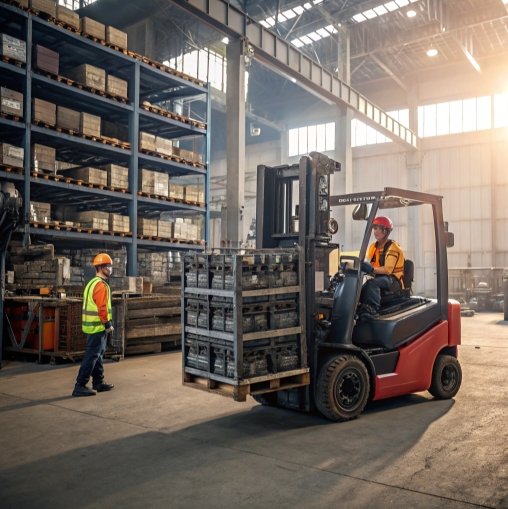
308,31,322,41
277,12,287,21
373,5,388,15
395,0,409,6
313,0,323,3
260,20,270,28
293,6,305,15
303,2,312,8
324,24,338,33
292,38,305,48
353,13,367,22
283,9,297,19
300,35,313,44
363,9,377,19
383,1,399,11
265,16,276,26
317,28,331,37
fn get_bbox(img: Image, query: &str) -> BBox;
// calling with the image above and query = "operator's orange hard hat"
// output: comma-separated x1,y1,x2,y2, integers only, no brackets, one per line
93,253,113,266
372,216,393,230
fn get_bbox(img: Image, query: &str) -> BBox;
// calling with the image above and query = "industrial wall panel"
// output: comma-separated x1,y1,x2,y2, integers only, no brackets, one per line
228,8,243,34
209,0,226,24
276,39,288,65
311,63,321,86
288,46,299,72
300,56,311,79
246,22,261,48
263,30,276,57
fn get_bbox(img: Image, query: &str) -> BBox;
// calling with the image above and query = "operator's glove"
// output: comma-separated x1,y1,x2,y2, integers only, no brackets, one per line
360,261,375,274
105,325,115,334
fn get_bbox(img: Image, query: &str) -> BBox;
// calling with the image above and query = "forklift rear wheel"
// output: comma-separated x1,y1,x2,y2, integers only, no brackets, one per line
429,354,462,399
315,354,370,421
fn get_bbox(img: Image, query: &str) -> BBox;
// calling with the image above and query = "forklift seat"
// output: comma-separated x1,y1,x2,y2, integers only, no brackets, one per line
380,259,414,309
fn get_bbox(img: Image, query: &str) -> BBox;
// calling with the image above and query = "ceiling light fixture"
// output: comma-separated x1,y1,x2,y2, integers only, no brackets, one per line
463,47,481,73
426,48,438,57
406,9,417,17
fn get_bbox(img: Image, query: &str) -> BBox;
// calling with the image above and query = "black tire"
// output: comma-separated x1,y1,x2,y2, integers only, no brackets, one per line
315,354,370,422
429,354,462,399
252,392,278,406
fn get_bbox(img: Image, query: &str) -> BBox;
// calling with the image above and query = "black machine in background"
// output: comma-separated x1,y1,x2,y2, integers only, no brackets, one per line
0,188,23,368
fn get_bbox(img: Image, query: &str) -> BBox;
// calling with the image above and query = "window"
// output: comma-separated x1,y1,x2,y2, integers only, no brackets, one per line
58,0,97,9
351,109,408,147
289,122,335,156
494,93,508,128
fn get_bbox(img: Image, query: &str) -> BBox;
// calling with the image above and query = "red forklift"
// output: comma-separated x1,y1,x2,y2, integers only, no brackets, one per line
253,152,462,421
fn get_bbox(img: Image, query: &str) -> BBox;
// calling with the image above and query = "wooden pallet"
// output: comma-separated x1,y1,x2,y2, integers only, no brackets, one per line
183,368,310,402
1,163,23,174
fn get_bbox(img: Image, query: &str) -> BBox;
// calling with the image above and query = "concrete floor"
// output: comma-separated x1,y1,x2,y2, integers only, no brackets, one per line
0,313,507,509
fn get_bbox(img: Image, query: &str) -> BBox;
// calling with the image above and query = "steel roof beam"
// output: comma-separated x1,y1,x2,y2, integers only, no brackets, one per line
170,0,418,149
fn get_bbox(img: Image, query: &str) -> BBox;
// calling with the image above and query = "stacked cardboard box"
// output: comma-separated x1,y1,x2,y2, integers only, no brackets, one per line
34,45,59,74
137,252,169,284
56,5,80,30
56,105,80,132
0,34,26,63
13,256,71,288
73,210,109,230
140,169,169,197
101,120,128,141
106,164,128,189
139,132,156,152
32,143,56,172
65,247,127,278
30,201,51,223
64,167,107,186
0,143,24,168
158,220,173,239
138,217,158,236
67,64,106,92
184,185,201,203
106,74,128,99
30,0,57,18
0,87,23,117
173,220,188,240
106,26,128,49
179,148,193,161
80,17,106,40
169,182,185,200
109,213,130,233
32,97,56,125
155,136,173,156
80,112,101,137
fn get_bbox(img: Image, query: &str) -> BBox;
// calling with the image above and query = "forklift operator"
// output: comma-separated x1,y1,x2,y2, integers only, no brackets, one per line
358,216,405,320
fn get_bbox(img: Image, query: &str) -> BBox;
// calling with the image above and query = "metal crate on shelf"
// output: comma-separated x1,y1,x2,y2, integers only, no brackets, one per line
182,249,309,401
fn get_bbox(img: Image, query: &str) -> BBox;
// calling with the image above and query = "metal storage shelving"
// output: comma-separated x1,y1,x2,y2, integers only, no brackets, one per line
0,1,210,275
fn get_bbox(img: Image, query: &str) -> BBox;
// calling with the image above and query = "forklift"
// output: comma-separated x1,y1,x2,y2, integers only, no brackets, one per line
254,152,462,421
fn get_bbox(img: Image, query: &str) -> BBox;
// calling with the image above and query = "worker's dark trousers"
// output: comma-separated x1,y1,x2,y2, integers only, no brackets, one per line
75,331,107,387
360,275,401,312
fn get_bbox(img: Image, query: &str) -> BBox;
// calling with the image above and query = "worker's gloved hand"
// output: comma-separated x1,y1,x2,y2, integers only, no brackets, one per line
105,325,115,334
361,261,375,274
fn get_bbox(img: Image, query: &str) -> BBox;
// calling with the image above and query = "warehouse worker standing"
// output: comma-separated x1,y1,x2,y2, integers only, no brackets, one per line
72,253,115,397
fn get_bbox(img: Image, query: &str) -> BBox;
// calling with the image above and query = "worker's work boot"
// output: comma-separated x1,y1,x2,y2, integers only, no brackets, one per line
72,385,96,397
93,382,114,392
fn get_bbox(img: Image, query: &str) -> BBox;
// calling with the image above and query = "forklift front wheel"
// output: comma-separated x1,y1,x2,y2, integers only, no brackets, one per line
315,354,370,422
429,354,462,399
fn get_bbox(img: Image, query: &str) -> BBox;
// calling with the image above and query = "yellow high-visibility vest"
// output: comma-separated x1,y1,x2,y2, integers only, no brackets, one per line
82,276,112,334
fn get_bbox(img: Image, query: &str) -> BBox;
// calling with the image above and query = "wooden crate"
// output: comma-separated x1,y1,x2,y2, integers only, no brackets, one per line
138,217,158,236
80,17,106,40
30,0,57,18
109,213,130,233
106,74,128,99
32,97,56,126
67,64,106,92
0,34,26,63
32,143,56,172
30,200,51,222
106,26,127,49
56,105,80,132
80,112,101,138
139,131,156,152
34,44,59,74
158,220,173,239
155,136,173,156
74,210,109,230
106,164,128,189
0,87,23,117
0,143,24,168
56,5,79,30
169,182,185,201
64,167,107,186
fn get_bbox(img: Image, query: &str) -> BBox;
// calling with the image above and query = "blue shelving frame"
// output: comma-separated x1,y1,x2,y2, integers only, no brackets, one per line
0,2,210,274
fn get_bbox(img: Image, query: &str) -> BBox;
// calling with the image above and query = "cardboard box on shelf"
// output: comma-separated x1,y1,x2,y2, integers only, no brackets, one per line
0,34,26,63
106,164,128,189
73,210,109,230
101,120,128,141
63,167,107,186
56,105,80,132
0,143,24,168
169,182,185,201
157,220,173,239
139,132,156,152
106,74,128,99
67,64,106,92
105,26,128,49
34,44,59,74
56,5,80,30
32,97,56,126
155,136,173,156
0,87,23,117
109,213,130,233
80,17,106,40
80,112,101,138
32,143,56,172
30,0,57,18
138,217,158,236
30,201,51,223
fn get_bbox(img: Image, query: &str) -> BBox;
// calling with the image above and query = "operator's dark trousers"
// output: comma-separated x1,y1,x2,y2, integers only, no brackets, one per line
360,275,401,312
75,331,107,387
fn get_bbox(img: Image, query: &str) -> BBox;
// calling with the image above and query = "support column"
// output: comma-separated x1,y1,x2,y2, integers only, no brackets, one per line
225,38,246,247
